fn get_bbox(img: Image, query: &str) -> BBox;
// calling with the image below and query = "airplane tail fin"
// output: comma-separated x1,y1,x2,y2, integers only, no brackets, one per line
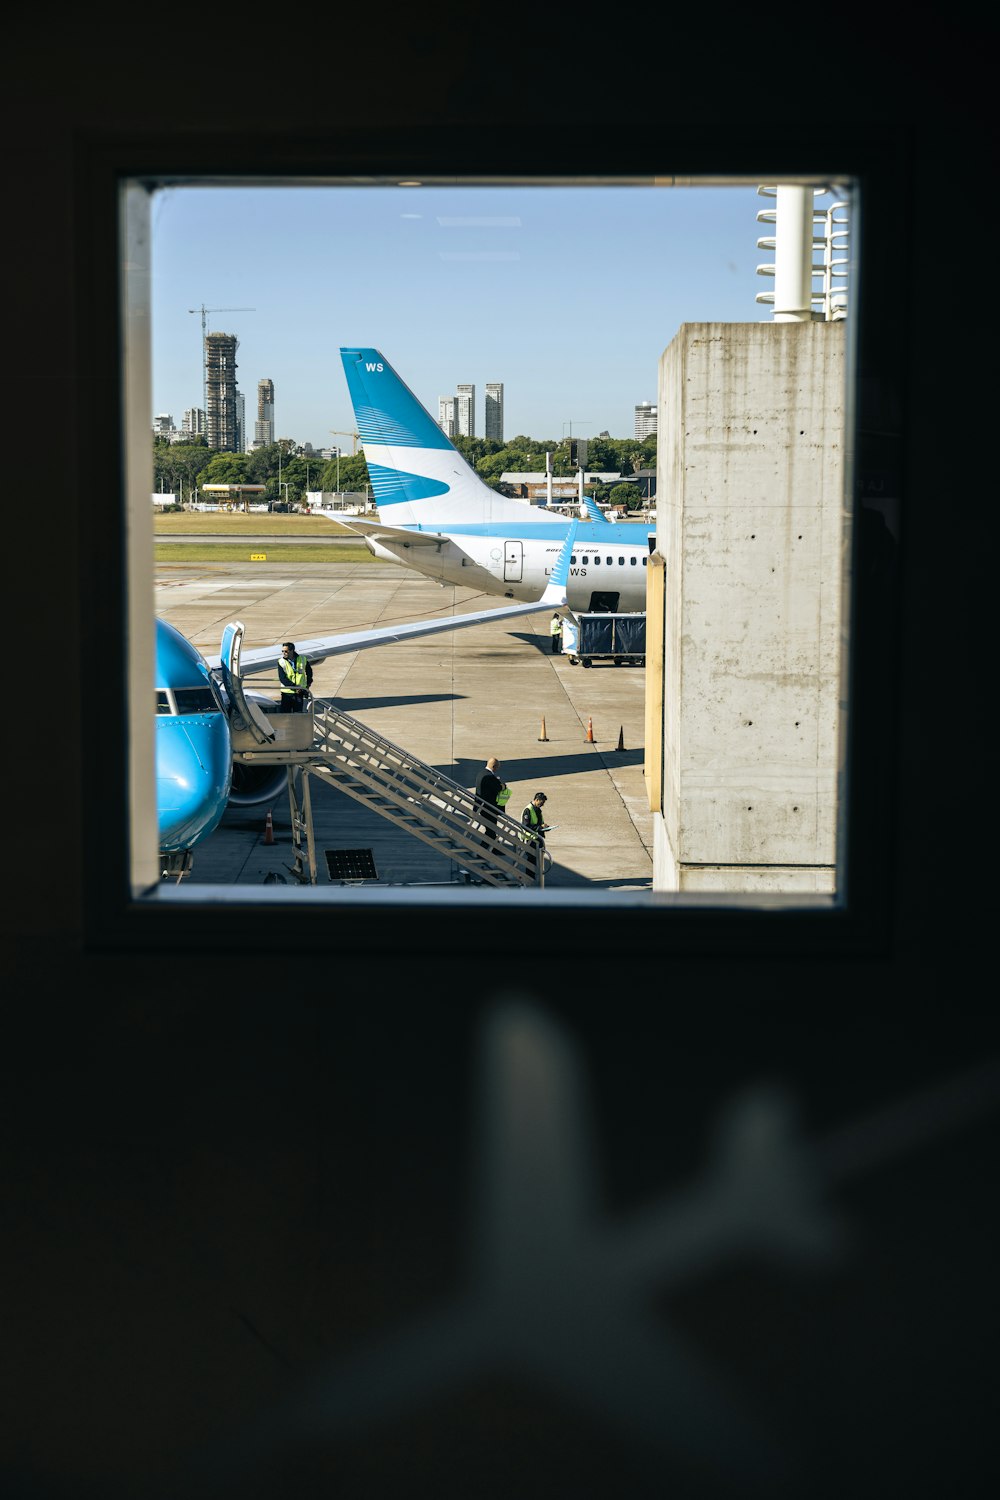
340,347,541,528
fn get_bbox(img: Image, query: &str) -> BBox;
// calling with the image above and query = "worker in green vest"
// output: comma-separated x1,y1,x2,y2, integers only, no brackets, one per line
277,641,313,712
549,613,563,654
521,791,551,877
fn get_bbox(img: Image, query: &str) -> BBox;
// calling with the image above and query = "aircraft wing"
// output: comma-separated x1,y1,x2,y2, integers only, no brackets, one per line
316,513,446,547
208,523,578,678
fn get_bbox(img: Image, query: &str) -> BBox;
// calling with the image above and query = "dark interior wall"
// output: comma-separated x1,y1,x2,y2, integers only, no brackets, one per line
1,15,991,1500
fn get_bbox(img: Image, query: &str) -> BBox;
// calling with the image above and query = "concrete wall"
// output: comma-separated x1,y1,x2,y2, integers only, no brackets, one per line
653,321,847,893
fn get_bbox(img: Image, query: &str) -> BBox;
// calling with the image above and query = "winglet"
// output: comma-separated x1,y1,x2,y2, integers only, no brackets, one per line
539,521,577,608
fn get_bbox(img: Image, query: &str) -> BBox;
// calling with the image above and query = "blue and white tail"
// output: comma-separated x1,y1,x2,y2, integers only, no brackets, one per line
340,347,540,528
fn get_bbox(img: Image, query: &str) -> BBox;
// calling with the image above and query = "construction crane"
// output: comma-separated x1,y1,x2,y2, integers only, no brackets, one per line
330,429,360,455
189,306,255,422
189,304,256,341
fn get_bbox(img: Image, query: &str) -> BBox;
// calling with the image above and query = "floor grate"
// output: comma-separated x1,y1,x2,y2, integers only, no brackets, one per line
324,847,379,882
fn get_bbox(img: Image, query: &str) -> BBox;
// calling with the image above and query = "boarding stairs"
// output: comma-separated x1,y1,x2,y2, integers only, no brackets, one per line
233,699,549,888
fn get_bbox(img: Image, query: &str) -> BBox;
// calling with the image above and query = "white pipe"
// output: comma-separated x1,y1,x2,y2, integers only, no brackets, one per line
773,185,813,322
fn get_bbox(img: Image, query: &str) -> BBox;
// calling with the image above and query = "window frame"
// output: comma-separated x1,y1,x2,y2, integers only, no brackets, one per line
75,126,903,959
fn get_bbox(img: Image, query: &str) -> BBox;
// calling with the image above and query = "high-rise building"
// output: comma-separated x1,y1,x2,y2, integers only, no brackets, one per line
254,378,274,449
456,383,475,438
152,414,192,443
205,331,240,451
182,408,206,438
485,382,504,442
634,400,657,440
235,390,246,453
438,396,457,438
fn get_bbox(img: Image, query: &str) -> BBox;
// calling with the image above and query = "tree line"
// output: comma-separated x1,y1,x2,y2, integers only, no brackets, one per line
153,432,657,511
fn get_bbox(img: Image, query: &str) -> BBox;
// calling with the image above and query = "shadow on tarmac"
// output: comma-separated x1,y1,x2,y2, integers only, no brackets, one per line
447,749,644,788
327,692,464,712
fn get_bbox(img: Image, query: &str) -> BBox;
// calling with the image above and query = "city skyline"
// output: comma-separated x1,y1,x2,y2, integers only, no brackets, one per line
151,182,811,447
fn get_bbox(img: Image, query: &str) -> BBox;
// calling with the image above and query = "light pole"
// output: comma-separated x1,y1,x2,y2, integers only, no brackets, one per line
562,420,590,479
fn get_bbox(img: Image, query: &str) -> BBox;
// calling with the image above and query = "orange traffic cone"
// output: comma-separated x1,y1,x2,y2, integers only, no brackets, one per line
264,809,274,845
585,716,595,743
539,716,549,742
616,724,625,751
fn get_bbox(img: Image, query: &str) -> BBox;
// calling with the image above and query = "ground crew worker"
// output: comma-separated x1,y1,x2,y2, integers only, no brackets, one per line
277,641,313,712
550,613,563,654
521,791,551,877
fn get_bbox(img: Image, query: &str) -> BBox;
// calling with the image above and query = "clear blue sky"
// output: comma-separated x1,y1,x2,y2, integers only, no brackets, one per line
151,182,778,448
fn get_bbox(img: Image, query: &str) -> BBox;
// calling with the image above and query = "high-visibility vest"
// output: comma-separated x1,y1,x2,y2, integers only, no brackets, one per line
280,654,309,693
550,617,562,636
496,786,511,806
522,804,544,839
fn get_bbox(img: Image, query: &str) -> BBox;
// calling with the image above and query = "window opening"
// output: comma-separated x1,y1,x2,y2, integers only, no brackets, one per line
117,168,865,925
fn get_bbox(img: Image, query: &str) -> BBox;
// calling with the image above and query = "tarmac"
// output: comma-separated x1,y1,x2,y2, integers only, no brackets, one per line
156,557,654,893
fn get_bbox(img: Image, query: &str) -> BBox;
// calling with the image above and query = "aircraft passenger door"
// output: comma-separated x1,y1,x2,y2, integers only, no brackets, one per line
503,541,523,582
220,621,275,744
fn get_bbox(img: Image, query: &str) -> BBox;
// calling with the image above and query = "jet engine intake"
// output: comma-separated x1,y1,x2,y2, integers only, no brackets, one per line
224,689,289,807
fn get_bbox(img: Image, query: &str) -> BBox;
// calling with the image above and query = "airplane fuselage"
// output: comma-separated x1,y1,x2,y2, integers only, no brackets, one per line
155,618,233,853
364,521,653,613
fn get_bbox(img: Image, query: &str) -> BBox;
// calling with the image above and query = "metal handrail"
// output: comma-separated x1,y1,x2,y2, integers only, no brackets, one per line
309,701,545,887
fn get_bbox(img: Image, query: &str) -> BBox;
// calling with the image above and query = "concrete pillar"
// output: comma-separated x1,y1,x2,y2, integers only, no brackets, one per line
651,321,847,894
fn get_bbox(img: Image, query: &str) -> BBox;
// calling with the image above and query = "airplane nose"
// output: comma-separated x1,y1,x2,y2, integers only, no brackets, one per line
157,714,233,852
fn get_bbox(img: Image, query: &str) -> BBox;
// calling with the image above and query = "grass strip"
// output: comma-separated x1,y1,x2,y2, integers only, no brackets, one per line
155,544,378,562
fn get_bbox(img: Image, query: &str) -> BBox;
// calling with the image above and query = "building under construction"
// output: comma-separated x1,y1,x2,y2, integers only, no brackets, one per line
205,332,239,451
